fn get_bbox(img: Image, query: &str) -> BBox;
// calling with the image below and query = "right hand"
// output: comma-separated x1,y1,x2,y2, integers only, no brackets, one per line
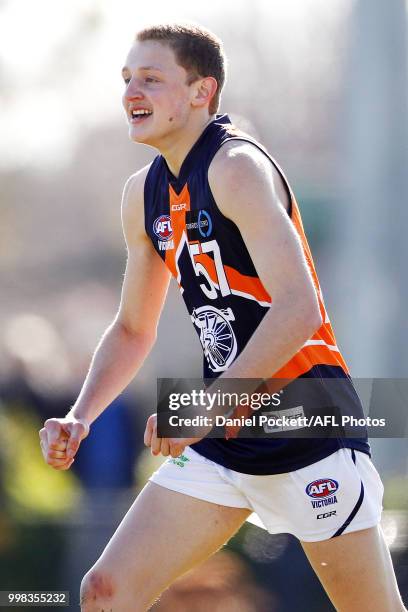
39,416,90,470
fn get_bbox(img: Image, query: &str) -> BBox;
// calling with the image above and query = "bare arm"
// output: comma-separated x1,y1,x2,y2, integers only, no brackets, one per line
208,141,322,379
69,166,171,425
40,165,171,466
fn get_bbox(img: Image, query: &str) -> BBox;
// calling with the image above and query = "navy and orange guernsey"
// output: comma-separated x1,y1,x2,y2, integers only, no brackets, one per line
144,114,370,475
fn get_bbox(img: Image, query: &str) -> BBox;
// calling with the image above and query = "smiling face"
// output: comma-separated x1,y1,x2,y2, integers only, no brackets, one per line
122,41,201,148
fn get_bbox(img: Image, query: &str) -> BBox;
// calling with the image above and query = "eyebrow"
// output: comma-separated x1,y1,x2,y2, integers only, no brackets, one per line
121,66,164,74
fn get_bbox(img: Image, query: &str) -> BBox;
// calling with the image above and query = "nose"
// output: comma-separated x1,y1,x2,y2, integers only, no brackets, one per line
124,76,144,102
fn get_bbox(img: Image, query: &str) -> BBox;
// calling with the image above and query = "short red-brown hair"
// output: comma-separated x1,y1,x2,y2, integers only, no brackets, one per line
136,23,226,115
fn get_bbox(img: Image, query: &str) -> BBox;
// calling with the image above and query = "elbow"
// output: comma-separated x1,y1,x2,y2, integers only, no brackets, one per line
301,298,323,339
113,319,157,351
282,286,322,342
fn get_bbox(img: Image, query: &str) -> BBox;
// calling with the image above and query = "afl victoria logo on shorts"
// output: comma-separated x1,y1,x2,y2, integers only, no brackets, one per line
306,478,339,508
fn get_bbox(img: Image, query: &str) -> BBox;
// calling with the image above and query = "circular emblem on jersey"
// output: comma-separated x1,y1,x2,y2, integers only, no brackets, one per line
198,209,212,238
306,478,339,499
191,305,237,372
153,215,173,241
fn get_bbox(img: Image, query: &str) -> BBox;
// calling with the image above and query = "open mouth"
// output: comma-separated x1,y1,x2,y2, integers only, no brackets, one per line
130,109,153,124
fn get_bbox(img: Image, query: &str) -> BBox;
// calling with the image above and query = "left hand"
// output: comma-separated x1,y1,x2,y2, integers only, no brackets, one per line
143,414,208,458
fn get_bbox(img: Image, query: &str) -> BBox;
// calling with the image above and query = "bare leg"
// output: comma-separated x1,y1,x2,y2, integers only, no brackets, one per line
80,482,251,611
301,524,406,611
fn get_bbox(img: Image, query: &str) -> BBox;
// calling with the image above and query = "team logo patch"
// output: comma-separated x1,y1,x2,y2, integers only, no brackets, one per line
186,209,213,241
306,478,339,508
153,215,173,241
191,305,237,372
198,209,212,238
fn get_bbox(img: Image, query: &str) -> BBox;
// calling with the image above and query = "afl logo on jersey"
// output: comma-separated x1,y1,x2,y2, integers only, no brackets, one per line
306,478,339,499
153,215,173,241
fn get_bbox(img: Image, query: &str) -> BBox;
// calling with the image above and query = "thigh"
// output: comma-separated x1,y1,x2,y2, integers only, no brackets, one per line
88,481,251,609
301,525,406,611
242,449,384,541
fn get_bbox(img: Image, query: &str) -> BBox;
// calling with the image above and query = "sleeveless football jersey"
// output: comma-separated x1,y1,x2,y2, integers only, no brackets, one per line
144,114,370,475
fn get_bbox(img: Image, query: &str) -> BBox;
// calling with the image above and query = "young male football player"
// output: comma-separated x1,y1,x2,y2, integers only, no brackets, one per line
40,23,406,611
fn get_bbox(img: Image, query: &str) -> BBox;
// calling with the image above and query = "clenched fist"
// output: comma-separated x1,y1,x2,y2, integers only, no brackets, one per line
144,413,208,459
39,417,90,470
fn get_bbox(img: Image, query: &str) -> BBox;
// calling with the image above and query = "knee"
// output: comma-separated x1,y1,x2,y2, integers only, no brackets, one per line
80,568,116,611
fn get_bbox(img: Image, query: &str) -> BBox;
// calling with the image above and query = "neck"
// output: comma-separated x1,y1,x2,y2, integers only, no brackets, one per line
160,113,216,178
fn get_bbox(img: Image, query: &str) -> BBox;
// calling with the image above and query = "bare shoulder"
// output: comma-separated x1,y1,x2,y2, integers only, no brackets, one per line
121,163,152,245
208,140,290,216
122,163,151,215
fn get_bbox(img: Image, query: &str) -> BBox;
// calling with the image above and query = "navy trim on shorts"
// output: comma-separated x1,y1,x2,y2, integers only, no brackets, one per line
331,449,365,538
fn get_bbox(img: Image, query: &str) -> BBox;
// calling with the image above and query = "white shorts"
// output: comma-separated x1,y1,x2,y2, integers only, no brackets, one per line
149,446,384,542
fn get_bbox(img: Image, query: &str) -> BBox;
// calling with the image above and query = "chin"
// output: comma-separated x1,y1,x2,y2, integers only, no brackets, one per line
128,129,152,145
129,127,165,149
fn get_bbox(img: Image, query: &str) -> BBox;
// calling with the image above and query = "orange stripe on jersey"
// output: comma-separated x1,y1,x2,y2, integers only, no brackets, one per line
275,344,348,378
275,195,349,378
165,184,191,279
224,264,271,304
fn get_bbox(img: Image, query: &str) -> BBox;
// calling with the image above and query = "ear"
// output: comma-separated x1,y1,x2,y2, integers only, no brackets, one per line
191,76,218,109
